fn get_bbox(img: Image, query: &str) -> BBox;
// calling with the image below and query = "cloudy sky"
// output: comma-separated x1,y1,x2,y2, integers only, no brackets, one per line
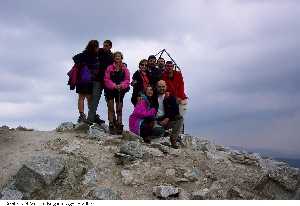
0,0,299,156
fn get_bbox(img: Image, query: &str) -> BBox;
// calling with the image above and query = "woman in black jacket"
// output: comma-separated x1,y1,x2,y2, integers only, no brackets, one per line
131,59,150,106
72,40,99,123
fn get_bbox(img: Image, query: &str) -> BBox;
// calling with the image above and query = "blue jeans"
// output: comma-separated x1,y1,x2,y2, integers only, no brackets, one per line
87,81,103,122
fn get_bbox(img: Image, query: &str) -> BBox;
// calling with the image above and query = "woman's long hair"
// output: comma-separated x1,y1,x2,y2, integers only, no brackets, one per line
85,40,99,55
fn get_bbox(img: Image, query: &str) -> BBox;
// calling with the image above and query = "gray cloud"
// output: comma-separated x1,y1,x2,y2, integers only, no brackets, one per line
1,0,300,156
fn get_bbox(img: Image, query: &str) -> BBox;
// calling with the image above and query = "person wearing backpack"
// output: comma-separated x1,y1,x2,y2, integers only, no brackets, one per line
104,51,130,134
72,40,99,123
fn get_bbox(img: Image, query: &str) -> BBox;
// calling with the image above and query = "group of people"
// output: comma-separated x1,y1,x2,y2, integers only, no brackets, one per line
68,39,188,149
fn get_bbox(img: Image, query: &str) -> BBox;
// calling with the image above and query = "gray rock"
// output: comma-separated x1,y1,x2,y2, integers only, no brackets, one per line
114,152,138,165
56,122,74,132
88,124,107,140
82,168,97,187
191,188,209,200
119,141,144,159
0,125,10,130
178,189,190,200
0,189,23,200
259,158,299,191
98,123,109,133
120,170,134,185
165,169,176,177
153,186,179,198
150,143,170,154
61,140,81,154
15,155,65,193
92,187,121,200
74,122,90,132
122,131,143,141
293,188,300,200
143,146,164,158
16,126,33,131
183,168,201,182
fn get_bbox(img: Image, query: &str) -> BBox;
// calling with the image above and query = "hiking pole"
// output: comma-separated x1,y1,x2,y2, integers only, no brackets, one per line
154,49,165,57
164,49,181,71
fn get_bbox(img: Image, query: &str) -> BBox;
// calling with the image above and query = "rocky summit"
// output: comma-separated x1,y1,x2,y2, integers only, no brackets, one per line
0,123,299,200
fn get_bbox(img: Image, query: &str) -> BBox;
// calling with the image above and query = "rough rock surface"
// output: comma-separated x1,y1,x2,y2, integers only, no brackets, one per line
56,122,74,132
1,123,299,200
153,185,179,198
15,155,65,193
91,187,121,200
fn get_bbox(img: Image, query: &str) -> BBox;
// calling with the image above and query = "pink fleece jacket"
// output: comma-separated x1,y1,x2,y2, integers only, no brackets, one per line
129,99,157,135
104,63,130,90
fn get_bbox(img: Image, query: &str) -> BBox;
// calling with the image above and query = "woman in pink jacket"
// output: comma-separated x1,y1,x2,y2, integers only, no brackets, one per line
104,51,130,134
129,86,164,143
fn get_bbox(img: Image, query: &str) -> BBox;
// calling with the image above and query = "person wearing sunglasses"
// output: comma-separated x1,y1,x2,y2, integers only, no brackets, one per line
131,59,150,106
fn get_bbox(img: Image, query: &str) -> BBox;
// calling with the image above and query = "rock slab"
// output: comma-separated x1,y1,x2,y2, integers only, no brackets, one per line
153,186,179,198
15,155,65,193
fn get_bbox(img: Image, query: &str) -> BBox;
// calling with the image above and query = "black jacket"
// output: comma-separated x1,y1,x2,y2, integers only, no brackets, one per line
155,94,180,121
98,48,114,82
131,70,150,106
147,66,163,88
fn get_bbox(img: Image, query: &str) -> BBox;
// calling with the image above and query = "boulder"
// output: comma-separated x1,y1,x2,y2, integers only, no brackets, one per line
153,185,179,199
183,168,201,182
88,124,107,140
91,187,121,200
259,158,299,191
15,155,65,193
119,141,144,159
122,131,143,141
0,188,23,200
191,188,209,200
56,122,74,132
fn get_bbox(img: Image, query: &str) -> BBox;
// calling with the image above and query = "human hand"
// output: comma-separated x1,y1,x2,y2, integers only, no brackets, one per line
159,118,169,126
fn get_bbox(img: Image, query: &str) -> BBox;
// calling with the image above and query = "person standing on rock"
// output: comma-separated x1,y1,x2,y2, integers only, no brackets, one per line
157,57,166,72
155,80,183,149
147,55,162,89
104,51,130,134
72,40,99,123
130,59,150,106
129,86,164,143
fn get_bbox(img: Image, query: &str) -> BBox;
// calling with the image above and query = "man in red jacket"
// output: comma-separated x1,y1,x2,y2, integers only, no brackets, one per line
162,61,188,114
162,61,188,136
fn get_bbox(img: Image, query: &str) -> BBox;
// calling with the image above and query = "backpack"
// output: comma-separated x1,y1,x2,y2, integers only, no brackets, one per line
80,65,92,83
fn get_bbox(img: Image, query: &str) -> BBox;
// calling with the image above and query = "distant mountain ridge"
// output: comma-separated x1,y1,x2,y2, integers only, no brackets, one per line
229,145,300,168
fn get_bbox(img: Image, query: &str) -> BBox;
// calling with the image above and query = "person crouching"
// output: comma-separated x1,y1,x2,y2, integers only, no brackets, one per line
129,86,164,143
104,51,130,134
156,80,183,149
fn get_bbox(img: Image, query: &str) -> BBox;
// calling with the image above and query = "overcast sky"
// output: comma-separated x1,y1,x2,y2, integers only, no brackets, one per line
0,0,299,156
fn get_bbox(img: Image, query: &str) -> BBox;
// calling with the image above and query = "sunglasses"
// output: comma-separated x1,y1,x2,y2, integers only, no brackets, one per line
140,64,147,67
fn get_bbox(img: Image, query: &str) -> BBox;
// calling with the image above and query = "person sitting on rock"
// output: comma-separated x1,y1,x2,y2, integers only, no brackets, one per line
104,51,130,134
162,61,188,125
131,59,150,106
155,80,183,149
129,86,164,143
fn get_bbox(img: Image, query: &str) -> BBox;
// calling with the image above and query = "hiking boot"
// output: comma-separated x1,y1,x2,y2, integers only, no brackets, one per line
109,122,117,135
115,124,124,135
95,114,105,125
170,136,179,149
77,113,86,123
143,136,151,144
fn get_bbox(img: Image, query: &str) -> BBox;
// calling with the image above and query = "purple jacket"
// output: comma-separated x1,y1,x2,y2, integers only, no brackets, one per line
129,99,157,135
